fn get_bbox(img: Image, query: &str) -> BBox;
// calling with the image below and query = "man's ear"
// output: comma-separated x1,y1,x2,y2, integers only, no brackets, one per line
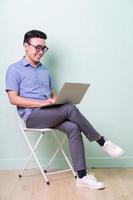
23,43,28,51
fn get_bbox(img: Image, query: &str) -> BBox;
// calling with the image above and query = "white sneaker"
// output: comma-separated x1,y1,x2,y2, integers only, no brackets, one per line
102,140,124,158
76,173,104,190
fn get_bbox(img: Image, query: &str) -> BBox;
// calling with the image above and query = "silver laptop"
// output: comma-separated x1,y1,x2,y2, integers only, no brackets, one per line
41,82,90,108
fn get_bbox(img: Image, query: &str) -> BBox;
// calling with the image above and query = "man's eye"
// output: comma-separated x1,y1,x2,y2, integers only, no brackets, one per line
37,46,42,49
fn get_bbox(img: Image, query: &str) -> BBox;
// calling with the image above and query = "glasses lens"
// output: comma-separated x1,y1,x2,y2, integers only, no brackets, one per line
36,45,48,53
42,46,48,52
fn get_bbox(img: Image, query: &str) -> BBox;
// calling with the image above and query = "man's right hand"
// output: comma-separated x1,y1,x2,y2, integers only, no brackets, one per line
38,98,56,107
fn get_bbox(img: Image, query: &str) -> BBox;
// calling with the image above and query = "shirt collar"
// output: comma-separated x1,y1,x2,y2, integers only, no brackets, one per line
21,57,42,68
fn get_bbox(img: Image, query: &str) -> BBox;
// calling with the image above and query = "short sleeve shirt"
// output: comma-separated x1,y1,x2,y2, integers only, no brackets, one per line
6,57,55,121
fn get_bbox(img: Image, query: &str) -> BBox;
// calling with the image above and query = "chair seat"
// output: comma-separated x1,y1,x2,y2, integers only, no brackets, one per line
23,127,53,132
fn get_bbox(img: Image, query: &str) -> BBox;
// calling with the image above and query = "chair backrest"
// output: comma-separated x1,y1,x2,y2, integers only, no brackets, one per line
17,112,26,131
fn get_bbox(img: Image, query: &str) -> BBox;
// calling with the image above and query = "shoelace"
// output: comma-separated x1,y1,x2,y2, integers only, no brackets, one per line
87,173,97,181
106,141,118,149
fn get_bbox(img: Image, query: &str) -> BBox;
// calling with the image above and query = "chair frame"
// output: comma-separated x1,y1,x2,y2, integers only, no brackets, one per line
18,115,77,185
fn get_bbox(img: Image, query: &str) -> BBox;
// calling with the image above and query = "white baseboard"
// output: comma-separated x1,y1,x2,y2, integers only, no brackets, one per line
0,156,133,170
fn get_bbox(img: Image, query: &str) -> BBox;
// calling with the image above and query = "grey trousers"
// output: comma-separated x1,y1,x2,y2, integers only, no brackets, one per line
26,103,101,171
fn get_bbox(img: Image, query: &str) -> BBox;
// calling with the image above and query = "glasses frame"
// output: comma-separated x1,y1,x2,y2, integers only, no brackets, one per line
28,42,49,53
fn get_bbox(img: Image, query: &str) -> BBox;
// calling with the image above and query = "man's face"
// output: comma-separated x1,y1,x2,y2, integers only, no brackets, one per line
24,37,47,64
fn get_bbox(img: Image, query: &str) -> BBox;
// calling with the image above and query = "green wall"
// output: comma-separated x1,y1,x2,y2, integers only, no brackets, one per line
0,0,133,169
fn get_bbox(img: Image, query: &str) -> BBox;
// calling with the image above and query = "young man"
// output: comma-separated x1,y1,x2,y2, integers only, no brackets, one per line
6,30,124,190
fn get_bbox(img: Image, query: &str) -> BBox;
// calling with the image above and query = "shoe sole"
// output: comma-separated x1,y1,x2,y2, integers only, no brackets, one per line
76,182,105,190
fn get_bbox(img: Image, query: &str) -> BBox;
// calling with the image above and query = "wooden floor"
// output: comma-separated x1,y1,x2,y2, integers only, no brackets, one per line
0,168,133,200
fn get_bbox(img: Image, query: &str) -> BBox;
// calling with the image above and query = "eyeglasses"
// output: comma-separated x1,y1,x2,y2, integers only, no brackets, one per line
28,43,49,53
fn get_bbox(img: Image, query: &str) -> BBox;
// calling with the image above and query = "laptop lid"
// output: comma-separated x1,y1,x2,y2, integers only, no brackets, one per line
41,82,90,107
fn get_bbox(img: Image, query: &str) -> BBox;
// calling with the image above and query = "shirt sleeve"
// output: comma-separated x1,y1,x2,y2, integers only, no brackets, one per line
49,71,56,90
6,66,20,93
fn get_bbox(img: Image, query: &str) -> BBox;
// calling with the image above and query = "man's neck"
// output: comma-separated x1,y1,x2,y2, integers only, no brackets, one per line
24,55,39,67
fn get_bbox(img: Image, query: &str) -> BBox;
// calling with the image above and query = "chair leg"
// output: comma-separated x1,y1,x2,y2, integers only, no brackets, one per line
54,134,77,178
45,133,77,178
19,131,50,185
19,133,44,177
45,134,66,172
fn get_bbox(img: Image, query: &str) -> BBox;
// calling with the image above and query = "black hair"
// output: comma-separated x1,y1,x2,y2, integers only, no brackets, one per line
23,30,47,44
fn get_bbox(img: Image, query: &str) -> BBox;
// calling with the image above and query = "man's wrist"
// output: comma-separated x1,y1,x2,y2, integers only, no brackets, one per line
36,101,43,108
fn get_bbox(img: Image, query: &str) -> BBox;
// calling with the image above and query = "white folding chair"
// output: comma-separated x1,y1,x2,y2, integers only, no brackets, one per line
17,114,77,185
